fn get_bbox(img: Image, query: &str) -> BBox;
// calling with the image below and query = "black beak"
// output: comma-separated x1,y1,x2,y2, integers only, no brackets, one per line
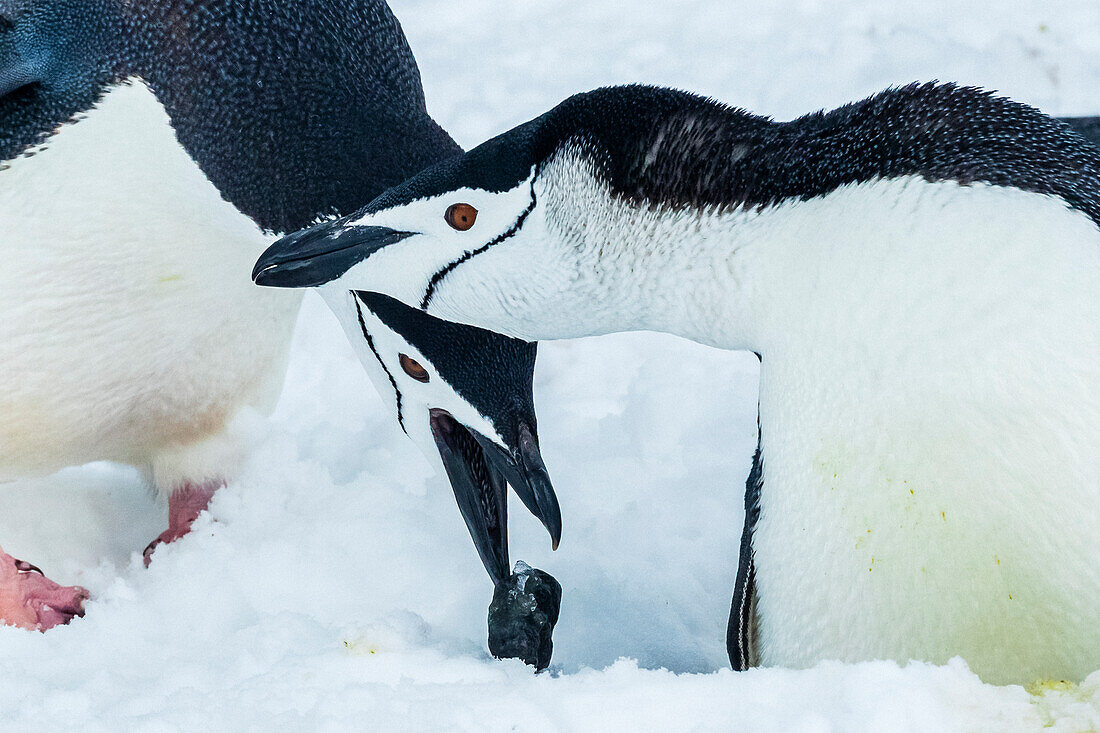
472,422,562,552
252,222,413,288
429,409,510,585
429,408,562,586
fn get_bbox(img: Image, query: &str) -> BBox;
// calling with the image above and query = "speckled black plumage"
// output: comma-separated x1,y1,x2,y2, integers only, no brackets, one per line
0,0,123,164
1062,116,1100,151
356,83,1100,231
1,0,459,233
568,83,1100,225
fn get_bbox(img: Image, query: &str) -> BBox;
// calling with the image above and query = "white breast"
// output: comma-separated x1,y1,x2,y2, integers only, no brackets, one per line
731,178,1100,684
0,81,302,490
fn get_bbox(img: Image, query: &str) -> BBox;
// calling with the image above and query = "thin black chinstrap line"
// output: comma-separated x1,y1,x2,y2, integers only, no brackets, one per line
354,293,406,434
421,183,539,310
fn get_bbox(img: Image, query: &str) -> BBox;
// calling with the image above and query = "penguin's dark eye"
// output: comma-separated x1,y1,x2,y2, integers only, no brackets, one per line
399,354,430,383
445,203,478,231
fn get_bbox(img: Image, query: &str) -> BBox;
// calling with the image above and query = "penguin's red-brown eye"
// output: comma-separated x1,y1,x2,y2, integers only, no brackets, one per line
445,203,478,231
399,353,430,383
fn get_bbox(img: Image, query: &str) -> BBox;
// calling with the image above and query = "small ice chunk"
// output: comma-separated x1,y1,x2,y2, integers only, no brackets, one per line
513,560,533,592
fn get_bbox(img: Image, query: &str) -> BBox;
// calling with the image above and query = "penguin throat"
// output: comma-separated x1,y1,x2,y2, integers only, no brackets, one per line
122,1,463,235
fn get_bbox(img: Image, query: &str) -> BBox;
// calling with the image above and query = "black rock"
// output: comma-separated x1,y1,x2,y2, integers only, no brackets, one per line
487,561,562,671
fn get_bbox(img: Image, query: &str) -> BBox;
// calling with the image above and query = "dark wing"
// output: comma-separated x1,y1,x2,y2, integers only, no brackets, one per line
727,427,763,671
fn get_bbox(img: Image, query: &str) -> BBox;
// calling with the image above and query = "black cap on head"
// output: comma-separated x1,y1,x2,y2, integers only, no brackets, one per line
357,291,561,585
357,290,538,431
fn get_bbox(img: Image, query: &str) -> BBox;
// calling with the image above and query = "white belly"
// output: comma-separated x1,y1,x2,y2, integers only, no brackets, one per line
741,179,1100,684
0,81,302,488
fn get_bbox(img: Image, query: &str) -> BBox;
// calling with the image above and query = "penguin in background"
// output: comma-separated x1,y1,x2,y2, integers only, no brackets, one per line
0,0,558,628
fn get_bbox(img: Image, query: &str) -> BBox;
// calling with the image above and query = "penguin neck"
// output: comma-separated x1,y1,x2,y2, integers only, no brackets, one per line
499,81,1100,347
2,0,462,231
530,165,1100,365
119,0,463,234
535,181,752,349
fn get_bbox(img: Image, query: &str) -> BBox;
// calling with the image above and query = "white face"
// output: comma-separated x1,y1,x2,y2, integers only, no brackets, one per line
321,168,589,342
319,289,508,472
253,146,623,342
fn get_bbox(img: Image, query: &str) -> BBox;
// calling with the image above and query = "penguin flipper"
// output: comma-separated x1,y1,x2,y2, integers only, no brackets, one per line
728,432,763,671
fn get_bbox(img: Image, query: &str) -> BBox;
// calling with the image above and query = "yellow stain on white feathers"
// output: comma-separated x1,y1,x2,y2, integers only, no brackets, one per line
343,639,379,657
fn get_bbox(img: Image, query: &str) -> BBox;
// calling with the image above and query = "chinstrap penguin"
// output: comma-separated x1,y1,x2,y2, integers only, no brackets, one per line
1,0,556,628
256,82,1100,684
339,290,560,585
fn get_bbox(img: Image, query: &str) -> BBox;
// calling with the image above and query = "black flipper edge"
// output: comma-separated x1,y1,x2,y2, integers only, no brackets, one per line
728,421,762,671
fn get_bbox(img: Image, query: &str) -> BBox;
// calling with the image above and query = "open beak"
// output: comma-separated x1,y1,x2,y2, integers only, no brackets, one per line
252,221,412,289
429,408,510,585
471,423,562,551
428,408,561,586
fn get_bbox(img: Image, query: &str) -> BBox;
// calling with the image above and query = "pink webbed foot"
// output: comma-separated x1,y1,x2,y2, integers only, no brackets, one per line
143,480,223,567
0,549,89,631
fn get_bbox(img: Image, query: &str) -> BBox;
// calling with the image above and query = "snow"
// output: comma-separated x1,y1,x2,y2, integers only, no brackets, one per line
2,0,1099,729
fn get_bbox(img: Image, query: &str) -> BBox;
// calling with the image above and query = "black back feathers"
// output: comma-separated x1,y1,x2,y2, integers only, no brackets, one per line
530,83,1100,227
354,83,1100,234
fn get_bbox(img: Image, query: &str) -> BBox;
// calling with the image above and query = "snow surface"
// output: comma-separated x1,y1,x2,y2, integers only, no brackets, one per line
2,0,1100,729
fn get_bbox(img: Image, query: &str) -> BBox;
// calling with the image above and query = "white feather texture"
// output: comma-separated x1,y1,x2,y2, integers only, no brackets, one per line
735,178,1100,685
0,80,302,494
345,150,1100,683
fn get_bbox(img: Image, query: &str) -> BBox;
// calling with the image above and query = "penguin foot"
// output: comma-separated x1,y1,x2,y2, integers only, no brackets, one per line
0,548,89,631
143,480,222,567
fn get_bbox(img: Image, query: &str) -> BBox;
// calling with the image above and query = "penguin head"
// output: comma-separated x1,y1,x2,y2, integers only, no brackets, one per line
0,0,125,158
252,85,733,340
330,289,560,585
